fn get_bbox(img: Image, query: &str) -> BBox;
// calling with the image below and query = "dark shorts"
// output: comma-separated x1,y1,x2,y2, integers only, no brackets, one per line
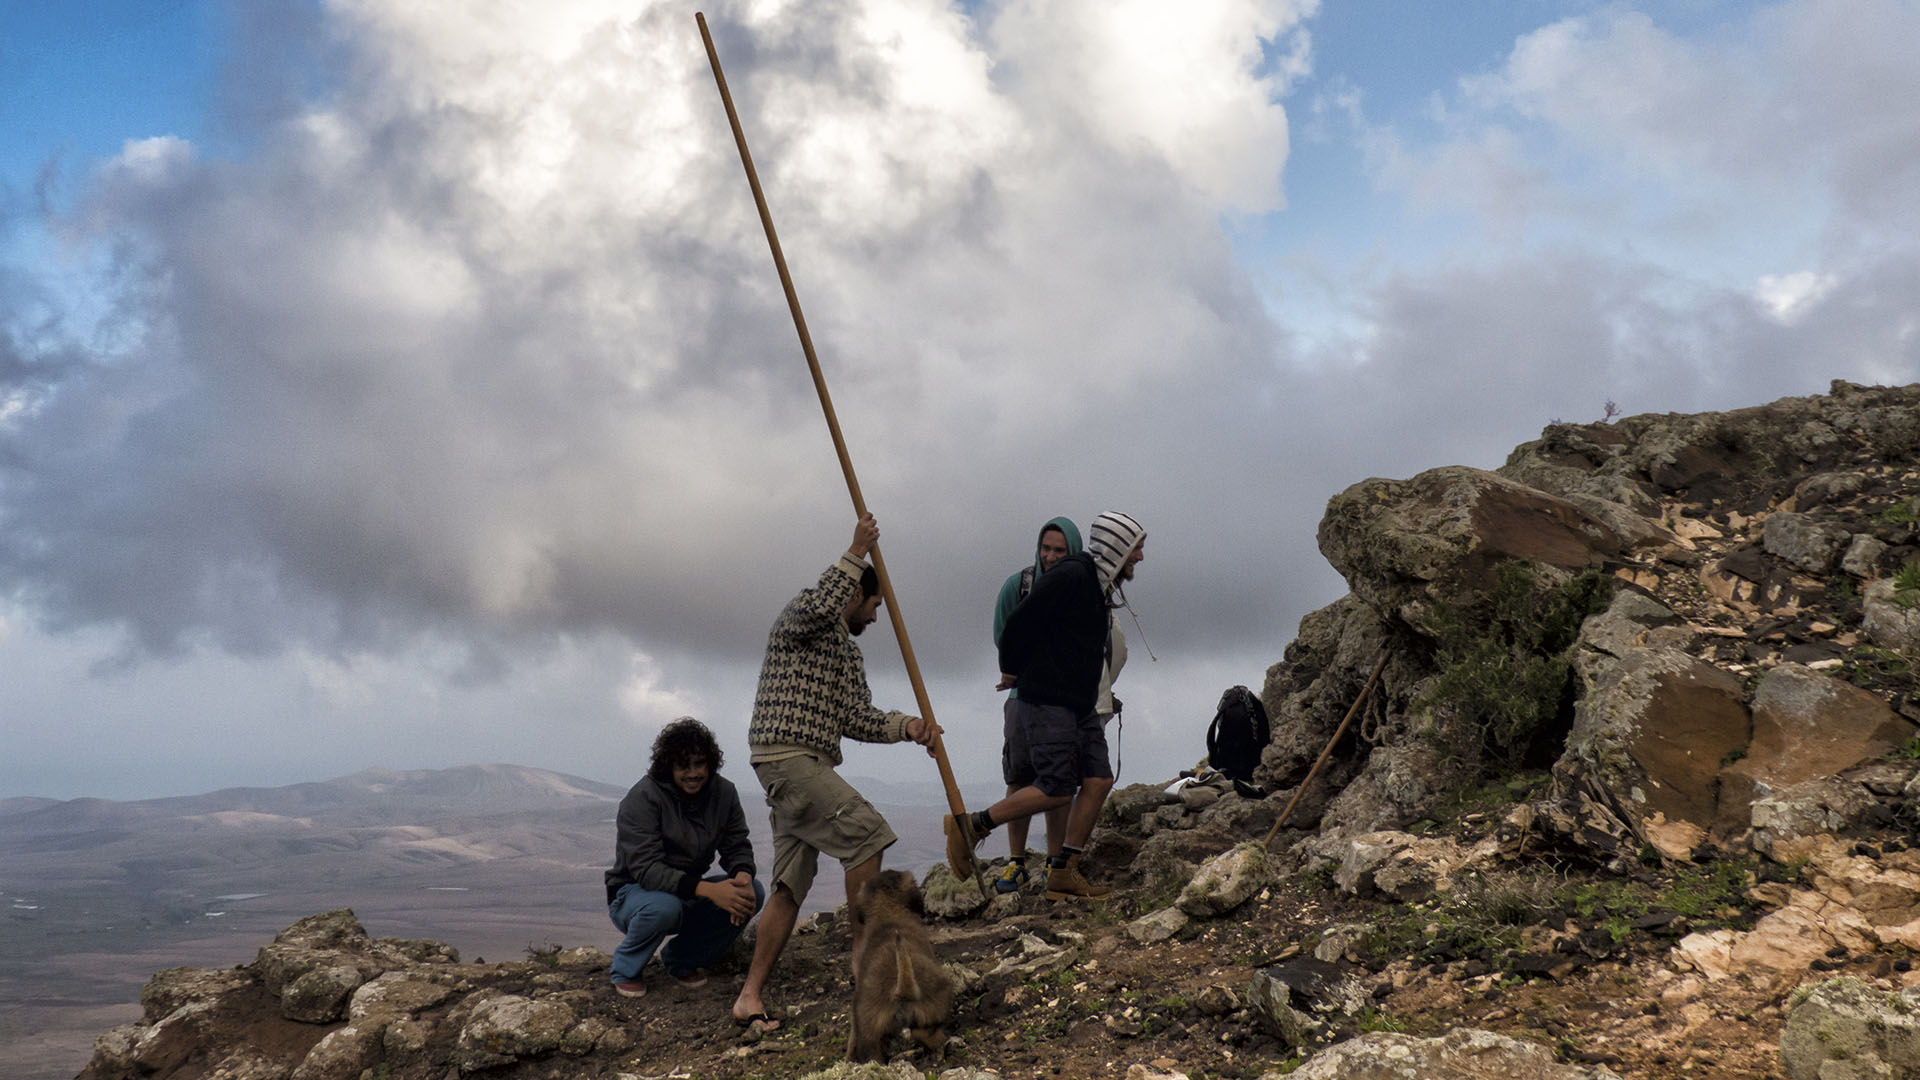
1002,697,1112,797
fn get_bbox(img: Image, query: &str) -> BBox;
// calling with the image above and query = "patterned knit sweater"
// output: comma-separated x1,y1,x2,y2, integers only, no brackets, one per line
747,554,910,764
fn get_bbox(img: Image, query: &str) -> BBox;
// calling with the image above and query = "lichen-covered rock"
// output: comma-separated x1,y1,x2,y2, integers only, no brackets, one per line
1177,842,1267,917
1574,590,1683,659
1132,826,1235,894
1245,967,1325,1048
131,999,221,1074
1742,664,1913,783
1863,578,1920,652
561,1016,612,1055
1331,832,1407,898
289,1023,381,1080
921,860,988,919
349,971,455,1021
253,909,378,998
1315,741,1476,846
551,945,606,968
372,936,460,965
1318,466,1620,634
1105,781,1178,826
451,993,576,1072
1762,511,1850,573
281,963,366,1023
88,1023,143,1075
1278,1027,1625,1079
384,1016,432,1060
140,966,254,1023
1559,644,1750,835
595,1023,633,1054
1780,977,1920,1080
1842,533,1888,576
1750,778,1884,862
1128,906,1191,943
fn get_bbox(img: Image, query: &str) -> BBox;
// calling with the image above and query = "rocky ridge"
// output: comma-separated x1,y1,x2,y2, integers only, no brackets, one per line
77,380,1920,1080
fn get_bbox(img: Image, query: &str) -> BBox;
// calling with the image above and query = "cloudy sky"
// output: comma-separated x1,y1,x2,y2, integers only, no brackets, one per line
2,0,1915,802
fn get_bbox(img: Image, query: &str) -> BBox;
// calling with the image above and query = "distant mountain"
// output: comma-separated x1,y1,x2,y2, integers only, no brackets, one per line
10,763,625,832
0,795,61,818
0,760,977,1080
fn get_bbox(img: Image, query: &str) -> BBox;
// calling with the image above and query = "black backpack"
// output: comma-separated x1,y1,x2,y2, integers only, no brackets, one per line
1206,685,1270,782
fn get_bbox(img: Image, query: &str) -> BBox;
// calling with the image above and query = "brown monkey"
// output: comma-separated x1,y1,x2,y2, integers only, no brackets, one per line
847,869,950,1062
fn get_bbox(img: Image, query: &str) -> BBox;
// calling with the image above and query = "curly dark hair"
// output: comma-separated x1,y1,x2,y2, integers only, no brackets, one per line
649,716,724,786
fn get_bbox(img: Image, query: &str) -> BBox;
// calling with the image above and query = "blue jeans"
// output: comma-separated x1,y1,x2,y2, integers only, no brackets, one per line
607,875,765,984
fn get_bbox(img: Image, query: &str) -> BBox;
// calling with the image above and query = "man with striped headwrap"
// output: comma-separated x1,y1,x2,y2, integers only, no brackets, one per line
947,511,1147,900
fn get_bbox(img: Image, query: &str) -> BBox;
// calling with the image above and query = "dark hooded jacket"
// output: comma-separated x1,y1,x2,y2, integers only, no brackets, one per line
996,550,1113,716
604,773,755,905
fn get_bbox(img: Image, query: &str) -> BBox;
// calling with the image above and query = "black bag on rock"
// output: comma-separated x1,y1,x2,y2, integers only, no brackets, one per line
1205,685,1270,783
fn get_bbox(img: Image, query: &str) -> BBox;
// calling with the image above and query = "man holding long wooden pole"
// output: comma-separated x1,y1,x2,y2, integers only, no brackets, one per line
730,512,939,1029
694,11,985,891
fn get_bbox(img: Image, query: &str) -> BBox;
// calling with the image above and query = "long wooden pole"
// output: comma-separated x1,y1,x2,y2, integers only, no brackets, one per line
695,13,979,870
1262,652,1390,849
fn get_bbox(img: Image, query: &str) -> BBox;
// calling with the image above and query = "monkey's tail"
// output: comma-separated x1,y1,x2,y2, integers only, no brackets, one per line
889,939,923,1001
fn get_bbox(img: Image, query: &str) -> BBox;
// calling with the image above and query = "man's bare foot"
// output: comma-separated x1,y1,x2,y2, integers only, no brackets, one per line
731,991,782,1032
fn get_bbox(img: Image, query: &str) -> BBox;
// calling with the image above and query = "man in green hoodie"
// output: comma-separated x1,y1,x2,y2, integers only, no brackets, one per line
953,512,1145,898
987,517,1079,893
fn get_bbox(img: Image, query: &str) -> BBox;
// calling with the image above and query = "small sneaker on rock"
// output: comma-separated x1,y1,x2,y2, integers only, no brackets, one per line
993,861,1030,894
668,968,709,988
613,980,646,998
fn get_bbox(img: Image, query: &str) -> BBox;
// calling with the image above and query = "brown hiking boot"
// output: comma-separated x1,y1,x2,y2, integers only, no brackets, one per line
1042,855,1110,901
944,813,984,878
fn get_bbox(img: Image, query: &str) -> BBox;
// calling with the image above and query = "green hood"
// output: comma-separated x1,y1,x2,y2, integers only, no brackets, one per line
1033,516,1083,575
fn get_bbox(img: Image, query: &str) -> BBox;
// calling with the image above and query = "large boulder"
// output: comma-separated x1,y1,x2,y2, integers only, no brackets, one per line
920,861,988,920
1749,665,1912,778
1780,977,1920,1080
1559,643,1751,837
290,1023,382,1080
451,993,577,1073
253,910,380,999
1762,511,1852,574
282,964,367,1024
1317,466,1621,633
1314,740,1477,844
1177,842,1268,917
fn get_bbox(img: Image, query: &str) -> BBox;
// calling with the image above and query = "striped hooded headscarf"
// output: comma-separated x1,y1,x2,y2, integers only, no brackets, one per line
1086,511,1146,593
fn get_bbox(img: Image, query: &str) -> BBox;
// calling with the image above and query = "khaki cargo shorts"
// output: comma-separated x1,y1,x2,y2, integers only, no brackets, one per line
753,751,897,905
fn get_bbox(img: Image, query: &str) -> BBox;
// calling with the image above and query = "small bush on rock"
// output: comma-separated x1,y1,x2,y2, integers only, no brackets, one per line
1418,563,1613,769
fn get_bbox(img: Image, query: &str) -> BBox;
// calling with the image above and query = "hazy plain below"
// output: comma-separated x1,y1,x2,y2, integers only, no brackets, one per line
0,764,988,1080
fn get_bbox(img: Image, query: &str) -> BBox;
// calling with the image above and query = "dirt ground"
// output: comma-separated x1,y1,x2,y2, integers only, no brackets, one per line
210,856,1818,1080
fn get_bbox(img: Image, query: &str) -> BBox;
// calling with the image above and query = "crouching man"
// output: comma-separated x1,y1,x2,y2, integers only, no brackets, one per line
605,716,763,999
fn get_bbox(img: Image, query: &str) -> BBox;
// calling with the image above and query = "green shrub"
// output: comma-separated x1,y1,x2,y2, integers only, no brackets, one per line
1894,561,1920,608
1419,563,1614,767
